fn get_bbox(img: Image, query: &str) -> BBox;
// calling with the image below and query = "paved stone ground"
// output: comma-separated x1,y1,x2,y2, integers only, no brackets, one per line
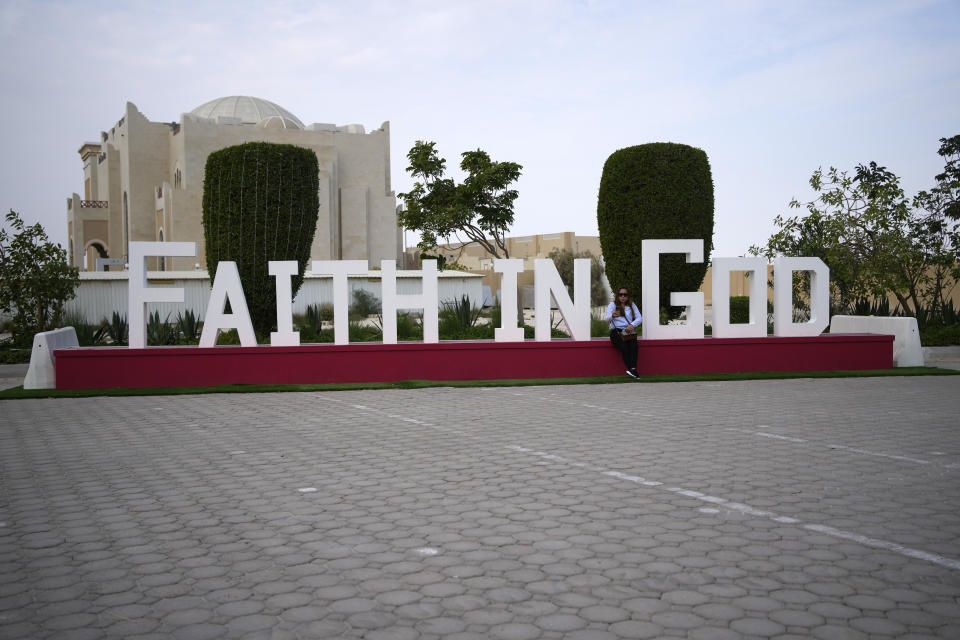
0,364,28,392
1,346,957,392
2,377,960,639
923,346,960,371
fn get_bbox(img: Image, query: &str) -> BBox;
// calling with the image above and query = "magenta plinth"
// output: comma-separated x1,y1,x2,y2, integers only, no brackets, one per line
53,334,894,390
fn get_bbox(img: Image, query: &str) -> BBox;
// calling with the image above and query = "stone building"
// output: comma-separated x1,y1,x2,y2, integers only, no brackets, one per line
66,96,400,272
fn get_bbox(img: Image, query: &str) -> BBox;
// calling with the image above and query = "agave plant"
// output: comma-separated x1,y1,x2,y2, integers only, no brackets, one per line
104,311,128,345
147,310,178,345
61,310,107,346
849,296,891,317
176,309,201,343
941,299,959,326
441,295,482,329
77,322,108,346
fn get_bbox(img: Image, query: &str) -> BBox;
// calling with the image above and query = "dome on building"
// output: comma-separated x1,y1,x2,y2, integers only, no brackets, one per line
189,96,304,128
255,115,302,130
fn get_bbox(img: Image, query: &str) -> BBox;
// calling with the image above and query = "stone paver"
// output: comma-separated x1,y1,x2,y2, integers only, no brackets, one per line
1,376,960,638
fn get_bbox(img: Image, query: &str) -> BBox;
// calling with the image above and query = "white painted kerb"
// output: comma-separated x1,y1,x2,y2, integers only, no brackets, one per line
830,315,923,367
24,327,78,389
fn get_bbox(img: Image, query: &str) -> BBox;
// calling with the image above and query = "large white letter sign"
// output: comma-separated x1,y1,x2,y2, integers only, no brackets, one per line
493,259,524,342
269,261,300,346
312,260,368,345
641,239,705,340
128,241,196,349
381,260,439,344
711,257,768,338
534,258,591,341
773,257,830,337
199,262,257,347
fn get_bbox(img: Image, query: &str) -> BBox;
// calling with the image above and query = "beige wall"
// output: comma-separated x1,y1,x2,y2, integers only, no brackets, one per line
407,231,605,271
403,232,607,304
67,101,399,272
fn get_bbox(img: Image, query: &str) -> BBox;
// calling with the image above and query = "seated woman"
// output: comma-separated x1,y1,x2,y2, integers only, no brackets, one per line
605,287,643,378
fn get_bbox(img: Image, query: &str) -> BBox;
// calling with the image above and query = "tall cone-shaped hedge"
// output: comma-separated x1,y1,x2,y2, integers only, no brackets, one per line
202,142,319,336
597,143,714,319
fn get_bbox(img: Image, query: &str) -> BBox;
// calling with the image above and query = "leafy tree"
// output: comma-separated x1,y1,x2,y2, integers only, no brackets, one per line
547,248,609,307
597,143,714,319
202,142,319,337
751,145,959,317
398,141,522,260
932,135,960,221
0,210,79,346
914,135,960,311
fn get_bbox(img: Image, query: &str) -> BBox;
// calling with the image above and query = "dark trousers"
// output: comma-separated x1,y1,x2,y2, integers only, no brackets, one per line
609,329,638,370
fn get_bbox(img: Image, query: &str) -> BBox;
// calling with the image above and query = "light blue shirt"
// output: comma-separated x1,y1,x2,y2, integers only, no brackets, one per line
605,301,642,331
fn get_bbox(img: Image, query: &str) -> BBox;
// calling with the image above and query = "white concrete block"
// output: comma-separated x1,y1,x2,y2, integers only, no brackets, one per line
830,315,924,367
24,327,79,389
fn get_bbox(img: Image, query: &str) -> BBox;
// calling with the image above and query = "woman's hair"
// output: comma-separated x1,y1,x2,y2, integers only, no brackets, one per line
615,287,632,318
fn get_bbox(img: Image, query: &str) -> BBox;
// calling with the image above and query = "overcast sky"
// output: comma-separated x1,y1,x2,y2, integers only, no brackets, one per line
1,0,957,258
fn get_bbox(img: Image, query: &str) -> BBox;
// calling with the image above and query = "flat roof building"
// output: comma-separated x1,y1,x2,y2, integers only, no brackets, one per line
67,96,400,272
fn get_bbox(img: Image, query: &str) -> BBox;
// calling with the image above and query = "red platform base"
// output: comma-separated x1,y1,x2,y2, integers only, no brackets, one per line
54,334,893,390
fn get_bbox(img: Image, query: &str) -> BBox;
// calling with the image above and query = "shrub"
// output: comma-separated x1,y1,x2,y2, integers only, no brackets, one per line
298,325,319,342
350,289,381,318
597,143,714,319
371,312,424,341
349,320,380,342
208,328,271,345
61,309,107,346
214,328,241,345
489,303,502,329
920,323,960,346
729,296,750,324
202,142,320,337
104,312,128,346
0,210,80,347
303,304,323,335
546,248,609,307
591,309,610,337
0,348,31,363
439,323,495,341
316,302,334,322
296,311,334,343
440,295,482,331
147,310,178,346
848,297,891,316
551,314,570,338
396,312,423,341
176,310,201,343
73,323,108,347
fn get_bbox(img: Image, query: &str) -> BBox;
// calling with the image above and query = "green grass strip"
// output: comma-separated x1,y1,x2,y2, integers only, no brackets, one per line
0,367,955,400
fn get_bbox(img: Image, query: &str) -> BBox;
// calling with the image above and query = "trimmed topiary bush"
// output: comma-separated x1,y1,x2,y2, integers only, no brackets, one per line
202,142,319,336
729,296,750,324
597,143,714,319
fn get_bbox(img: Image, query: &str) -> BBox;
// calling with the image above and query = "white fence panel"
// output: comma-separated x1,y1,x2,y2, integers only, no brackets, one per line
63,270,484,323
